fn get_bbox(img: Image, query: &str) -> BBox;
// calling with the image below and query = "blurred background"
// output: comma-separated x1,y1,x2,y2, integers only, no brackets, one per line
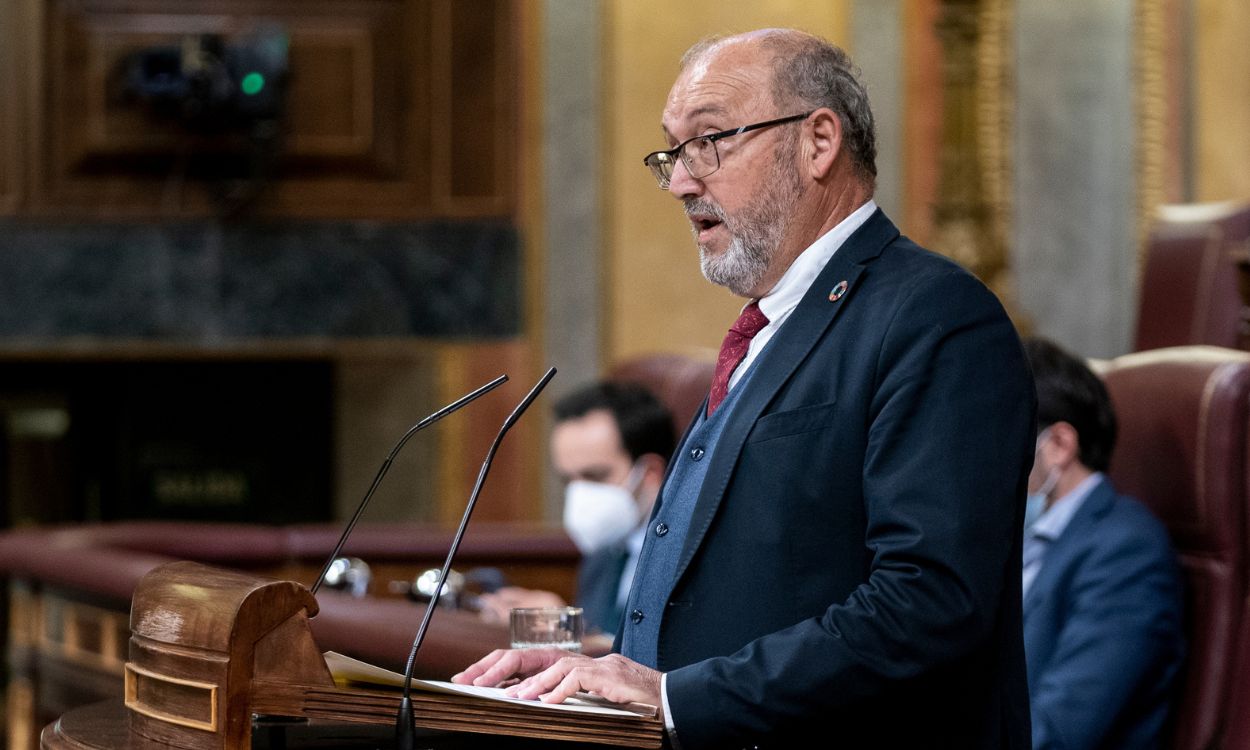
0,0,1245,529
4,1,1250,747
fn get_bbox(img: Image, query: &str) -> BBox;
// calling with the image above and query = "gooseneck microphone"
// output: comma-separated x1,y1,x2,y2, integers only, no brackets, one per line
309,374,508,596
394,367,557,750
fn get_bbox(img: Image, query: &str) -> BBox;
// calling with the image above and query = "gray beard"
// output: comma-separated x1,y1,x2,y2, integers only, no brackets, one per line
699,227,774,297
692,156,800,297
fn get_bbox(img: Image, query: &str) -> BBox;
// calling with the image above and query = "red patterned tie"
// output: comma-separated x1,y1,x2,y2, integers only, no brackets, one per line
707,300,769,416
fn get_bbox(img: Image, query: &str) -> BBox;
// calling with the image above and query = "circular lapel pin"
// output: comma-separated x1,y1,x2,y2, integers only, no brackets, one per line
828,280,849,302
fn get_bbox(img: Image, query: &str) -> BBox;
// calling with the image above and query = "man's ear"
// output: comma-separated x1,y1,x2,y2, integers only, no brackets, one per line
804,108,842,180
1044,421,1082,470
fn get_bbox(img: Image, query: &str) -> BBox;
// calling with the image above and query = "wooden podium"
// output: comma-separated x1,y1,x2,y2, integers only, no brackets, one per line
40,562,662,749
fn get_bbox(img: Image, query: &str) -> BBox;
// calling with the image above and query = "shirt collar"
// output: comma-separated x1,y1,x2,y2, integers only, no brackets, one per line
1031,472,1104,542
755,200,878,325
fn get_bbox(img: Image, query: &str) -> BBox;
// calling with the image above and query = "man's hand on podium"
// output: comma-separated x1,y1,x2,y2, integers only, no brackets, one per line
452,648,663,720
452,647,568,688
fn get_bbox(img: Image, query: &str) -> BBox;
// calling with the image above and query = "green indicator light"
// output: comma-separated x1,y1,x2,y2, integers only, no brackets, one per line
241,72,265,96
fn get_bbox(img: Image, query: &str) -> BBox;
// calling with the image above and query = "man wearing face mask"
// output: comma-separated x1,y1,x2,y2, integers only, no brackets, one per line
476,381,674,636
1022,337,1184,750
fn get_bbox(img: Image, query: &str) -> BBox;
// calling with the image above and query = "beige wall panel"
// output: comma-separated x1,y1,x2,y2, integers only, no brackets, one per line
902,0,942,249
603,1,851,363
1193,0,1250,202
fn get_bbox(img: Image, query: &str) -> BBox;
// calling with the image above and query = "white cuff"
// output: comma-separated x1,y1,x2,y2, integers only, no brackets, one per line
660,672,682,750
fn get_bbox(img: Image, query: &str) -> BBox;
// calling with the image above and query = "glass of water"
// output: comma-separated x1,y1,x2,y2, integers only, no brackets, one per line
509,607,584,653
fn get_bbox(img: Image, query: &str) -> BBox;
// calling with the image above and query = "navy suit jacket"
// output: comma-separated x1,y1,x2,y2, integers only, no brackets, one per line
1025,477,1185,749
642,209,1037,749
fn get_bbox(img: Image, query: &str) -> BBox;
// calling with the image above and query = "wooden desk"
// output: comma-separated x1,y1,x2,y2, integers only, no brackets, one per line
33,562,660,750
1,522,577,750
42,701,627,749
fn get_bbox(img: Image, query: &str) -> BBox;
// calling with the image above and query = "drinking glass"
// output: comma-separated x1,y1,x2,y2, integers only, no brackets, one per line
509,607,584,653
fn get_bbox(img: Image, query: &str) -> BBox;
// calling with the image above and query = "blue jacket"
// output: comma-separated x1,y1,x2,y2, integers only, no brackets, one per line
1025,477,1185,749
635,210,1036,749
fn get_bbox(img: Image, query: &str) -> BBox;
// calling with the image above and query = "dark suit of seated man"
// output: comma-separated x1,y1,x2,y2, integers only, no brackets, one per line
1022,338,1185,749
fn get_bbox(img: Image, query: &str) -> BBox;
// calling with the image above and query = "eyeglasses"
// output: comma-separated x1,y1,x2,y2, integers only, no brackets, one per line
642,111,813,189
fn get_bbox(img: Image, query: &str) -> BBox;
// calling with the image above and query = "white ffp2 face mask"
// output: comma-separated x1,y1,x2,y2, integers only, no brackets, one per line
562,466,643,555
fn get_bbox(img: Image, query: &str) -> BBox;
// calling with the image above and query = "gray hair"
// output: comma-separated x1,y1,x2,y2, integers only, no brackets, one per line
681,30,877,187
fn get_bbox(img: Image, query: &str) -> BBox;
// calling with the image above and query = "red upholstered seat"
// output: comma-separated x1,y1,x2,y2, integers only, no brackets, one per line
1100,346,1250,750
1222,614,1250,749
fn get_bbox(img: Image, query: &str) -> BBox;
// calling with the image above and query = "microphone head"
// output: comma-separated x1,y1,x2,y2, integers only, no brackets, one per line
410,568,466,604
501,367,557,430
322,556,372,597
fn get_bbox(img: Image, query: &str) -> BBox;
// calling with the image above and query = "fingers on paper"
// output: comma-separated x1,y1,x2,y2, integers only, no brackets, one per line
455,647,569,688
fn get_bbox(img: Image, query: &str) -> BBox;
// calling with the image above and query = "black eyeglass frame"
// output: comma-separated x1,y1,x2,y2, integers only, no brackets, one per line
642,111,814,189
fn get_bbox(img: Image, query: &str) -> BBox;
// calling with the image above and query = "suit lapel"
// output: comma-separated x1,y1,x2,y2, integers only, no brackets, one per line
1023,477,1115,615
669,209,900,588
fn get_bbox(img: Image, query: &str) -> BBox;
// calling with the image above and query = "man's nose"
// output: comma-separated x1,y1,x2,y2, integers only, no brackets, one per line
666,158,704,199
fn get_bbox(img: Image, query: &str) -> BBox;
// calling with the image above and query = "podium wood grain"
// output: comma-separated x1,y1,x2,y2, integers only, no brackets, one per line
250,681,661,747
124,562,334,749
48,561,662,749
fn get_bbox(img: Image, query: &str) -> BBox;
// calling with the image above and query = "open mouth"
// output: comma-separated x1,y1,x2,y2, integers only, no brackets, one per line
690,215,724,235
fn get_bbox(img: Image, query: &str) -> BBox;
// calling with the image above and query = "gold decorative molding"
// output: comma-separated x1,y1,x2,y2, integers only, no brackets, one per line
933,0,1026,328
9,584,38,650
125,662,220,733
37,594,129,675
976,0,1013,289
1134,0,1168,269
5,677,34,750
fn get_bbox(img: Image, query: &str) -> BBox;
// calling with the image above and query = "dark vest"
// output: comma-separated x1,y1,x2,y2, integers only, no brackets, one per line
619,362,759,667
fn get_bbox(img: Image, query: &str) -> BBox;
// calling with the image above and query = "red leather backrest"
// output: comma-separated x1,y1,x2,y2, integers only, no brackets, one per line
1135,204,1250,352
608,353,716,439
1101,346,1250,750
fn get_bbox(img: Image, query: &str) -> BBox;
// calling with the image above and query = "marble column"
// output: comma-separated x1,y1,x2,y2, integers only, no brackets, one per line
541,0,603,516
851,0,904,220
1012,0,1138,357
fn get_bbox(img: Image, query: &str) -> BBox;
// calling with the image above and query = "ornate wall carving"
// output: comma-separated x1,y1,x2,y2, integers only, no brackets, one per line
932,0,1025,325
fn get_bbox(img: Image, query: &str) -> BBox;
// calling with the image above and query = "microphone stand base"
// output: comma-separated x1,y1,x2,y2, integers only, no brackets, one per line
394,695,416,750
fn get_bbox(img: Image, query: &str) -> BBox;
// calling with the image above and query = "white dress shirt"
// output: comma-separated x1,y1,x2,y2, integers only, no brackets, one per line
727,199,878,390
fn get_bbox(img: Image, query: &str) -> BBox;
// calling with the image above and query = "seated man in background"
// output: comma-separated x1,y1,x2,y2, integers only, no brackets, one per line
1022,337,1185,749
477,381,674,639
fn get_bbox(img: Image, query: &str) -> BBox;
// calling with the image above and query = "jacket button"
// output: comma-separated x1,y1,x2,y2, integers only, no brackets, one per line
655,522,668,537
690,447,705,460
630,609,645,624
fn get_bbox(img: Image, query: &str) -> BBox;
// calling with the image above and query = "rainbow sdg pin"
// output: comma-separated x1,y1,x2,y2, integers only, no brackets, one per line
828,280,849,302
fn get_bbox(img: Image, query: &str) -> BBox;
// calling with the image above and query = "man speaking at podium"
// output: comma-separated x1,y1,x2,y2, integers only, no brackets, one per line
455,28,1035,749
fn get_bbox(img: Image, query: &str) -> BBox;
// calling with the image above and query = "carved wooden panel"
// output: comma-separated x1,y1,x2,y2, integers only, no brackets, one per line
432,0,515,214
11,0,516,219
0,1,25,213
